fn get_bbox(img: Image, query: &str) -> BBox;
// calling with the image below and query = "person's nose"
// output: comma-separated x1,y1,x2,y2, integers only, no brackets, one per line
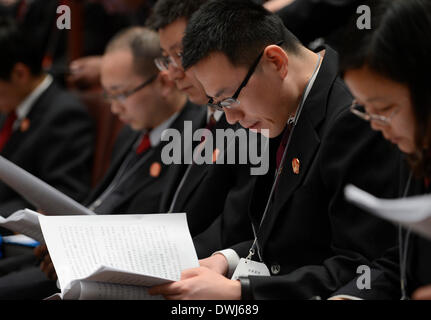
224,107,244,125
167,63,185,82
370,119,386,132
110,100,123,115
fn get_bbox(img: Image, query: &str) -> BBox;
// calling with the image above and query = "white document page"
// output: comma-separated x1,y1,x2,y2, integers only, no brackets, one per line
38,213,199,295
345,184,431,239
0,209,44,243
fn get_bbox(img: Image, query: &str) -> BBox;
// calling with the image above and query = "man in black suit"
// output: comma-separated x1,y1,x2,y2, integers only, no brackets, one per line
147,0,266,259
0,26,205,299
86,26,205,215
0,16,93,298
149,0,403,300
0,17,94,219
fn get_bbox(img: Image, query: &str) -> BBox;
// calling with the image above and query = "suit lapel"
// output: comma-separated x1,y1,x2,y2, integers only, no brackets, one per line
0,83,55,158
172,114,230,210
256,112,321,247
88,129,138,202
109,146,162,209
255,46,340,251
158,102,207,211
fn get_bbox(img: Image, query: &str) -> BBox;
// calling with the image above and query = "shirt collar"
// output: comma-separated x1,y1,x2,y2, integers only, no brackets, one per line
207,107,223,123
14,74,53,129
141,110,180,148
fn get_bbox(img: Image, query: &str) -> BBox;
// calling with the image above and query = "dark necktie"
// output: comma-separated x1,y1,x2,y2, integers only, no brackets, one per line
136,132,151,155
201,113,217,143
276,123,293,170
0,111,17,153
16,0,27,22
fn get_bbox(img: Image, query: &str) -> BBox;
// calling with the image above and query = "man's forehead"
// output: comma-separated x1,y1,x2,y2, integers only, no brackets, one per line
101,53,135,89
192,54,240,98
159,18,187,51
161,41,182,54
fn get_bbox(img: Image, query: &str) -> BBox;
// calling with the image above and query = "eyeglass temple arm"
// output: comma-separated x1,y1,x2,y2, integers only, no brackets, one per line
232,40,285,100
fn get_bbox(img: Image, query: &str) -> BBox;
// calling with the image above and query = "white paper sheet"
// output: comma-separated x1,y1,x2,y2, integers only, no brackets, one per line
345,184,431,239
38,213,199,299
0,209,44,243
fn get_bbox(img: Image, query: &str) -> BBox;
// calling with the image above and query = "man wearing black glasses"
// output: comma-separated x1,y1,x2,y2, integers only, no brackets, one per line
84,26,205,215
149,0,404,300
147,0,267,260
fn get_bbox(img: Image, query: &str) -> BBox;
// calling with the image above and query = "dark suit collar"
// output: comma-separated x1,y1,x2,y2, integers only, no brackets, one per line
0,81,57,157
300,45,339,131
255,46,341,251
169,113,235,210
98,100,207,210
87,128,139,205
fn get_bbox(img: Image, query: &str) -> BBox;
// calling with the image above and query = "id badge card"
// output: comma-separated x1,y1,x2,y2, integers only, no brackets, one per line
231,258,271,280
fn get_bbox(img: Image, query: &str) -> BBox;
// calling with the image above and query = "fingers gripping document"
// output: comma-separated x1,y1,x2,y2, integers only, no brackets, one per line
38,213,199,300
345,184,431,240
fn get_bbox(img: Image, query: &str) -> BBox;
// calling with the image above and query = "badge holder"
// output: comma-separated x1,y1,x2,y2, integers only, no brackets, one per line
231,248,270,280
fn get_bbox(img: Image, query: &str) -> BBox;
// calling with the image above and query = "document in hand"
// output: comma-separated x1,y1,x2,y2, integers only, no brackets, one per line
39,213,199,300
0,155,93,215
345,184,431,240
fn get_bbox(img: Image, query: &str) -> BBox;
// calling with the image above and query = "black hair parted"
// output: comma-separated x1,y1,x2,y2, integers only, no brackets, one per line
146,0,209,30
0,17,46,80
181,0,301,70
339,0,431,178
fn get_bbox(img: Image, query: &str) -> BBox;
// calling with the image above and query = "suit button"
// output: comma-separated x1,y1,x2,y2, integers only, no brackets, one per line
271,264,281,275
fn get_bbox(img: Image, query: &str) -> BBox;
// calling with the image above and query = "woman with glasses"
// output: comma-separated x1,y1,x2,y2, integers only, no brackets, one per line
331,0,431,300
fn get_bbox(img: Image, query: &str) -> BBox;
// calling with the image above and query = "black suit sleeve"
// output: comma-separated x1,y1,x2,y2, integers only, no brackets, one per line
331,245,402,299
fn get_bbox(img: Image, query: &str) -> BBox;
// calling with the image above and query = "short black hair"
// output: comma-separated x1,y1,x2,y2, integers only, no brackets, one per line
146,0,209,30
339,0,431,178
0,17,45,80
182,0,301,70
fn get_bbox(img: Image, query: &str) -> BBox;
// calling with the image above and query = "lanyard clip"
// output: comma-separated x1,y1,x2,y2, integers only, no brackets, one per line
246,248,255,260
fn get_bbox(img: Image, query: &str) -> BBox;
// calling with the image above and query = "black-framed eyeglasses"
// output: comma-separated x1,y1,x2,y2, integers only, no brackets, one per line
207,41,284,111
103,74,158,103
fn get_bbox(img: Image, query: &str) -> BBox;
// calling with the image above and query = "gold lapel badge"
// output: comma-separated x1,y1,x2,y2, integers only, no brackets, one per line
149,162,162,178
20,118,30,132
292,158,300,174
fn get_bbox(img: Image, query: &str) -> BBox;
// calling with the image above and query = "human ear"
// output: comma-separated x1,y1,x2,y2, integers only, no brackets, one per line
263,45,288,79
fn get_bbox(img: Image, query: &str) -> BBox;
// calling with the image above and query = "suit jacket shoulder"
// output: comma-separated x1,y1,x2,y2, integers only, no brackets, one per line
0,81,94,217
